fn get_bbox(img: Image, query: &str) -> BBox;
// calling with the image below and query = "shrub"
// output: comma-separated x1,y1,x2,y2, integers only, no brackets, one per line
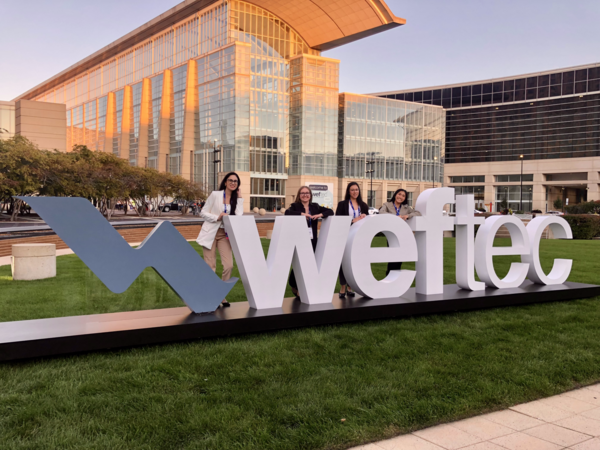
566,200,600,215
553,198,563,210
562,215,600,240
532,209,542,213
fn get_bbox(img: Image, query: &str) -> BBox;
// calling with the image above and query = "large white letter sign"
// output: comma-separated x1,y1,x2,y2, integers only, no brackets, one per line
474,216,530,288
523,216,573,285
224,215,350,309
409,188,455,295
341,215,417,299
454,195,485,291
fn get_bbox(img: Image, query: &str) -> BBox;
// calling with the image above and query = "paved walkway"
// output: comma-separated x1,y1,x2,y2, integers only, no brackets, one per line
350,384,600,450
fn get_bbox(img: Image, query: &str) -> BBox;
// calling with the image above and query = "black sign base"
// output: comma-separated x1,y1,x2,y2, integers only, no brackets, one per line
1,281,599,362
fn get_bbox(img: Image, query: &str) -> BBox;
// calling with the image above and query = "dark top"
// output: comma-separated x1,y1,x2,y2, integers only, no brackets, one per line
285,202,334,247
335,199,369,219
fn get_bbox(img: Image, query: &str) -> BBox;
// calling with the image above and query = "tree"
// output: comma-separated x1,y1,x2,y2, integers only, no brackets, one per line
554,198,563,211
171,177,206,215
0,136,48,221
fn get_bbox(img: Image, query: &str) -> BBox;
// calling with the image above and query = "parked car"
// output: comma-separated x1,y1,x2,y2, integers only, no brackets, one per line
547,210,565,216
368,207,379,215
161,202,177,212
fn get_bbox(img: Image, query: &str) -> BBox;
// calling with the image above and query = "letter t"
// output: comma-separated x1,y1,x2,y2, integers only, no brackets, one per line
454,195,485,291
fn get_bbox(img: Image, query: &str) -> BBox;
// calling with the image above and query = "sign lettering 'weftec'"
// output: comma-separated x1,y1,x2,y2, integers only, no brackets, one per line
21,189,574,314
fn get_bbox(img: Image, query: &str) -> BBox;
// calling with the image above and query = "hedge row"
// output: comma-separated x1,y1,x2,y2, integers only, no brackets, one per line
566,200,600,215
562,215,600,240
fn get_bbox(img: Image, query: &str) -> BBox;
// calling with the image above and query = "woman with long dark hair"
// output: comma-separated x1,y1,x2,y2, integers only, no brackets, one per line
335,182,369,298
196,172,243,307
379,188,421,275
285,186,334,299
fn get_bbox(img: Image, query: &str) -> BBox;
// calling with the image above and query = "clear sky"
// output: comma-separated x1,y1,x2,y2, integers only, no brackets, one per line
1,0,599,100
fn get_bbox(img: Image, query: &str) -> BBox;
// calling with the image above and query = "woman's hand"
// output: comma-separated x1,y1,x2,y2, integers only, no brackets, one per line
310,213,323,220
352,214,367,224
400,215,409,220
217,212,228,221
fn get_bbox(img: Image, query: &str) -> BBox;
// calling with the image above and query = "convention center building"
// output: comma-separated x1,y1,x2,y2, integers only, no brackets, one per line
373,63,600,213
9,0,445,212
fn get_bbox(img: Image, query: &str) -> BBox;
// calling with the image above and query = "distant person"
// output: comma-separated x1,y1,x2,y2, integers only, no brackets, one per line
379,188,421,275
196,172,243,308
285,186,334,299
335,182,369,298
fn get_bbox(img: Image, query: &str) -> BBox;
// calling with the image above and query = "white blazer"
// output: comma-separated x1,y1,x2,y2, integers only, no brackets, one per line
196,190,244,249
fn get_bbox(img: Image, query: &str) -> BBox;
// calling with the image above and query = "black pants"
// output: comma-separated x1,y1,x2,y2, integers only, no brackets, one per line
289,239,317,292
386,261,403,276
385,237,402,276
339,253,403,286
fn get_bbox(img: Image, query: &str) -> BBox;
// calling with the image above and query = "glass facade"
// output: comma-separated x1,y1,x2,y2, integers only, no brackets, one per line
495,185,533,212
382,66,600,108
113,90,124,156
194,43,251,190
130,82,143,166
27,0,439,208
289,55,339,176
378,64,600,165
169,65,187,175
339,94,445,183
148,74,163,169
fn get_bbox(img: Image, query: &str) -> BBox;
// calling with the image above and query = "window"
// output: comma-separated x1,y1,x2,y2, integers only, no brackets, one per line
450,175,485,183
368,190,376,207
453,185,485,209
495,185,533,212
495,174,534,182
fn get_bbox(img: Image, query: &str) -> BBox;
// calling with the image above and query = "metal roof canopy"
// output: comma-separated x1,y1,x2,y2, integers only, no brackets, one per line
15,0,404,101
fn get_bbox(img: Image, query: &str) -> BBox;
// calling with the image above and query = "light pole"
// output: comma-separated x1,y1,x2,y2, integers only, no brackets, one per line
213,140,221,191
519,154,524,212
432,156,438,189
366,152,375,207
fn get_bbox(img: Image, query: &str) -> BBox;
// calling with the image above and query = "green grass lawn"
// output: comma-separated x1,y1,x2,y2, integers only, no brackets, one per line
0,238,599,449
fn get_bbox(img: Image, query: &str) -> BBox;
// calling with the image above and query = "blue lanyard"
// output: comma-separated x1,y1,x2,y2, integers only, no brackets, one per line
223,191,228,214
394,204,401,216
350,201,360,218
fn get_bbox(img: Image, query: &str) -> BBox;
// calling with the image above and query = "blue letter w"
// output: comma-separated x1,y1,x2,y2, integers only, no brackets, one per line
20,197,237,313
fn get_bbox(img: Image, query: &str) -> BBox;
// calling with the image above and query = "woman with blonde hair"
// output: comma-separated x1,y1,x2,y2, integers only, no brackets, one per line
196,172,244,308
285,186,334,299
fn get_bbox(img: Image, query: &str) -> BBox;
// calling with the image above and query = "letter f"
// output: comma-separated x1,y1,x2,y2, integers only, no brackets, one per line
409,188,455,295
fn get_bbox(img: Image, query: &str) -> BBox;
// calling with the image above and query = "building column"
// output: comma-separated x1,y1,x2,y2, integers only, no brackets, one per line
484,175,495,212
119,85,132,161
137,78,151,167
181,60,197,181
532,172,545,212
588,170,600,202
66,109,73,152
157,69,172,173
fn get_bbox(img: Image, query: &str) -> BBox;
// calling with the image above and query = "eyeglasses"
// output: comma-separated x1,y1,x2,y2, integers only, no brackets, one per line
227,179,238,184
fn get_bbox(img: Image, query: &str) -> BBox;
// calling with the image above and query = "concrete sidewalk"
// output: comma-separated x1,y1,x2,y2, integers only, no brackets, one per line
351,385,600,449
